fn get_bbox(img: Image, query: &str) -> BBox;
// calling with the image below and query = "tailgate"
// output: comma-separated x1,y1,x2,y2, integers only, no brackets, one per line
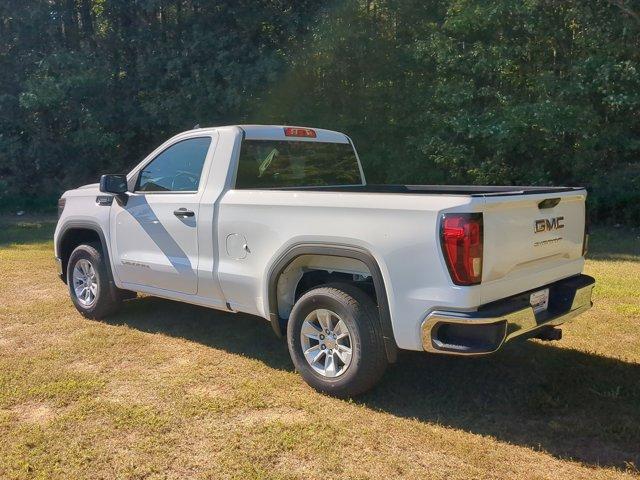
479,190,587,303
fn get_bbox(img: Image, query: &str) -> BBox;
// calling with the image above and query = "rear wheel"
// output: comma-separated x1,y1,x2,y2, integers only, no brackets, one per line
287,283,388,397
67,243,122,319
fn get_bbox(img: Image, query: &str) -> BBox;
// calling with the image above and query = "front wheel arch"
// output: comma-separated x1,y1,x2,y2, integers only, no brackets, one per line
57,221,113,285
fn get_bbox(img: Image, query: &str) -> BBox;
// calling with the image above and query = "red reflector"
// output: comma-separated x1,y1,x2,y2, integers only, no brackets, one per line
284,127,317,138
440,213,483,285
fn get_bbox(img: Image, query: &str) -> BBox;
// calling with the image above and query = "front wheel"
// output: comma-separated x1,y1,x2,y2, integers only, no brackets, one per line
287,283,388,397
67,243,122,319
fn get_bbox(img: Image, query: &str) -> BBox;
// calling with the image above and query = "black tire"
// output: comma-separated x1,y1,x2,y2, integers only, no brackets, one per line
287,283,388,397
66,243,122,319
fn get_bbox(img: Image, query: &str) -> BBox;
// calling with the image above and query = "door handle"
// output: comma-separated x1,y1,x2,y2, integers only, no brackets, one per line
174,208,195,218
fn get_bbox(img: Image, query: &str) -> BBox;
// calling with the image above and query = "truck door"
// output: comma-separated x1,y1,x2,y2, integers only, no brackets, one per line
110,136,213,295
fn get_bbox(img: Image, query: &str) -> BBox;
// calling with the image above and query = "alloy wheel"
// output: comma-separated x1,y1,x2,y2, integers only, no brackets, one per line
300,308,353,377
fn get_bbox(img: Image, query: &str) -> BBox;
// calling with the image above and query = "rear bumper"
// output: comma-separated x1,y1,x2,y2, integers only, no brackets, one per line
421,274,595,355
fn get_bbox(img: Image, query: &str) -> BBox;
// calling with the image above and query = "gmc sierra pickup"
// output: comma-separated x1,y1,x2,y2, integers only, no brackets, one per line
54,125,595,396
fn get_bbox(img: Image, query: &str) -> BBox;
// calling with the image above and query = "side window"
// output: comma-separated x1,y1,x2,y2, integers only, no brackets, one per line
136,137,212,192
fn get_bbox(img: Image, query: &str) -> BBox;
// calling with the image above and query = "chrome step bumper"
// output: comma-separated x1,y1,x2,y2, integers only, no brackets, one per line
421,274,595,355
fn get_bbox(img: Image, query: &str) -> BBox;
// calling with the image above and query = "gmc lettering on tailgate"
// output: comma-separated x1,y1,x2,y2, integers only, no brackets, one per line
534,216,565,233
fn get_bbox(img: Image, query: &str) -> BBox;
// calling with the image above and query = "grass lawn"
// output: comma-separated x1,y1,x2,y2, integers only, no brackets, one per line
0,217,639,479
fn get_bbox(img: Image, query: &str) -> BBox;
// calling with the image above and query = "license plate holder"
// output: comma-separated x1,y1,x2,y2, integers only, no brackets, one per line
530,288,550,314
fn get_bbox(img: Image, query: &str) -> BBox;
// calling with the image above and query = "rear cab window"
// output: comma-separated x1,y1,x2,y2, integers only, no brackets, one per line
235,134,363,189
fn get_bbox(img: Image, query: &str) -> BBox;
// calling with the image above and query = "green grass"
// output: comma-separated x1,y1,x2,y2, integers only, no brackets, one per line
0,218,639,479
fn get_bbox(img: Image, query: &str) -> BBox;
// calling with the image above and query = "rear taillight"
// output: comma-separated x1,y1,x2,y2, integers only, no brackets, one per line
440,213,483,285
57,197,66,219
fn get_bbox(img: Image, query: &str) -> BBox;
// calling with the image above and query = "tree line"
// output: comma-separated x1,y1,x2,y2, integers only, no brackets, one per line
1,0,639,224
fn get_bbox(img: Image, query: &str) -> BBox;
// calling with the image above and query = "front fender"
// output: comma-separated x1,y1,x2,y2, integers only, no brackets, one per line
55,219,115,285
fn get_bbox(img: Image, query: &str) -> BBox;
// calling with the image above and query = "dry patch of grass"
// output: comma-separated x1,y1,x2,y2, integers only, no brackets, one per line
7,402,56,425
236,406,309,427
0,219,639,479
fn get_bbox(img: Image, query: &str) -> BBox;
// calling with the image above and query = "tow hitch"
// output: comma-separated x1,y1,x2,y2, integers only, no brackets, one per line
533,326,562,341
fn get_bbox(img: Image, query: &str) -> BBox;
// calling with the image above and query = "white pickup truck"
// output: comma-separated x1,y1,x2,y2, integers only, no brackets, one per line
54,125,595,396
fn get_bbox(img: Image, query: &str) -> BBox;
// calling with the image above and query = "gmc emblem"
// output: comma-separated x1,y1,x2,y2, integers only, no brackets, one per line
535,216,565,233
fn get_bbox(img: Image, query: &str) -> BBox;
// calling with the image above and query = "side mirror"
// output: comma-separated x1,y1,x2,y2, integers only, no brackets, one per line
100,174,128,194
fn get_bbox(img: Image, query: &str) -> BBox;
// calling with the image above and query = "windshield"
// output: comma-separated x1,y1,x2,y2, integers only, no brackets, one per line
235,140,362,189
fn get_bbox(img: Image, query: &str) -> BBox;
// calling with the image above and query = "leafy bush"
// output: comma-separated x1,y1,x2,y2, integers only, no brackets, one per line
1,1,639,224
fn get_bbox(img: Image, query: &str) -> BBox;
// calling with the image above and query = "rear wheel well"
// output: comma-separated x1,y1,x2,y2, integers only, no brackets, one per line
58,229,102,282
270,250,396,362
275,254,374,322
294,270,376,305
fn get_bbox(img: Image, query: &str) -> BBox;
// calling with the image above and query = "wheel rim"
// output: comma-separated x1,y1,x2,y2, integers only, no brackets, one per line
72,259,98,307
300,308,353,378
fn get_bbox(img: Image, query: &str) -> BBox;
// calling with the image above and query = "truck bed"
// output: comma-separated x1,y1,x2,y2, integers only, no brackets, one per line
265,184,583,197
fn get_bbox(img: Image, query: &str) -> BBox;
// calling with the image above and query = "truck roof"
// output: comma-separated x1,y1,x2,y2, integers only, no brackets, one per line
185,125,351,143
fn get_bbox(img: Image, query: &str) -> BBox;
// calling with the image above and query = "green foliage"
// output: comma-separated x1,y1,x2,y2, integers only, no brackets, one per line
0,0,318,204
262,0,640,224
1,0,639,224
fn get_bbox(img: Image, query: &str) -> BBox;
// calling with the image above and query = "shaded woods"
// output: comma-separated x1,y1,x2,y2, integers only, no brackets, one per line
1,1,639,224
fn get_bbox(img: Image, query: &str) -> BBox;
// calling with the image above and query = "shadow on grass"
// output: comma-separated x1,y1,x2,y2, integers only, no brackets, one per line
105,296,640,471
107,296,294,371
368,346,640,471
